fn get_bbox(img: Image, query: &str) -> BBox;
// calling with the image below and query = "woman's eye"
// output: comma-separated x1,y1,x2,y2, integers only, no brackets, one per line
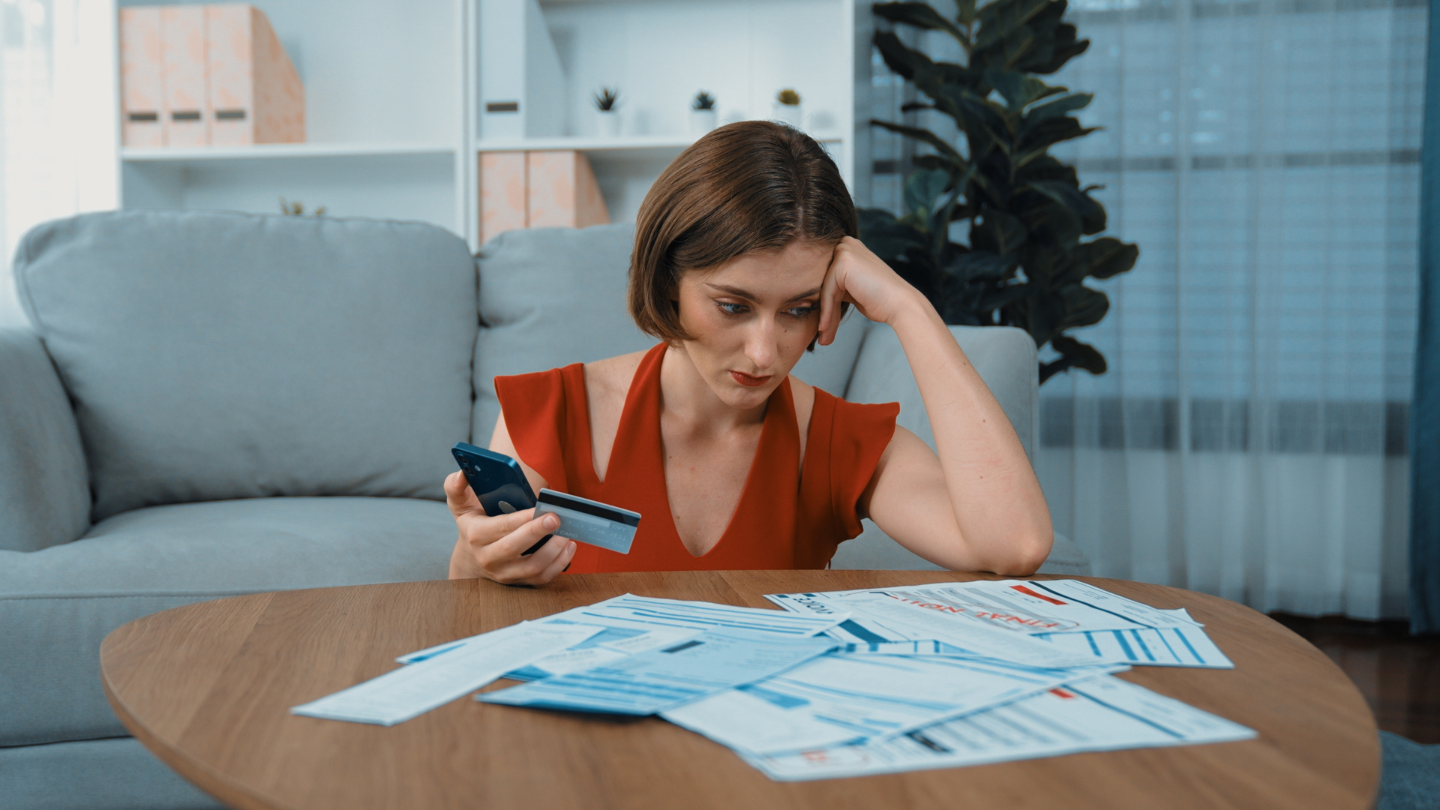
786,305,818,319
718,302,748,316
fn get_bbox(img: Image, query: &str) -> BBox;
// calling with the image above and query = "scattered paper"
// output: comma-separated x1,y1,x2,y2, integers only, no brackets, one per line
1034,626,1233,668
740,674,1256,781
291,623,600,726
662,650,1126,755
479,629,836,715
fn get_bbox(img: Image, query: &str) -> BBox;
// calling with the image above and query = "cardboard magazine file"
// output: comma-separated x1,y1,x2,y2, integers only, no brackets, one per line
480,151,529,245
206,4,305,145
161,5,208,146
119,7,164,147
526,151,611,231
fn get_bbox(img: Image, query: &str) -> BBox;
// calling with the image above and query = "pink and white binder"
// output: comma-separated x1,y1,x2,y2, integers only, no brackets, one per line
206,4,305,146
160,5,208,147
119,7,164,147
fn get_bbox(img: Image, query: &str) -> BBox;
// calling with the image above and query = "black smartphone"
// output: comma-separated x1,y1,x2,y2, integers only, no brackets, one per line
451,442,551,556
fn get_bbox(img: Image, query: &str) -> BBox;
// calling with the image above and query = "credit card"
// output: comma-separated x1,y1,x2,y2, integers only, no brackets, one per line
533,489,641,555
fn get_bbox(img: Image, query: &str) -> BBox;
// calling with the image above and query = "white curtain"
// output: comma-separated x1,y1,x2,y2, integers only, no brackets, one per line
0,0,116,328
867,0,1423,619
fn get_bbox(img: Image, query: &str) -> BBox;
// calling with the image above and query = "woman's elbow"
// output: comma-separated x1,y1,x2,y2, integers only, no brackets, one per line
990,528,1053,577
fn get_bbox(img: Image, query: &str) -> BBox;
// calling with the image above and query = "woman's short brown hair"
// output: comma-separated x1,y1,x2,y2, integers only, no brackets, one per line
628,121,857,343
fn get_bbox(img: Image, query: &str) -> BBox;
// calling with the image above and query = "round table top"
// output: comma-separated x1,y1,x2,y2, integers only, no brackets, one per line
100,571,1380,810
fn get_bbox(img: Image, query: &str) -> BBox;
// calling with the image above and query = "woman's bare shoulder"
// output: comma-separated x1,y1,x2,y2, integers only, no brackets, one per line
583,351,647,402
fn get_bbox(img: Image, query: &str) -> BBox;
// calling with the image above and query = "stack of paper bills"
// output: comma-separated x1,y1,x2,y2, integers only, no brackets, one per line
291,582,1255,781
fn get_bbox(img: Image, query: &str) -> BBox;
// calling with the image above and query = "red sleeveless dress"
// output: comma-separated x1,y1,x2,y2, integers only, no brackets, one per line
494,343,899,572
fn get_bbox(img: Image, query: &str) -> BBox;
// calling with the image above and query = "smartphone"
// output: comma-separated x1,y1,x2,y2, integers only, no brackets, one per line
451,442,550,556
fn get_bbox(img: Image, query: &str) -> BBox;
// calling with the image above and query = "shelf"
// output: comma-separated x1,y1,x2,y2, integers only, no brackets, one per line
121,142,458,164
476,131,845,160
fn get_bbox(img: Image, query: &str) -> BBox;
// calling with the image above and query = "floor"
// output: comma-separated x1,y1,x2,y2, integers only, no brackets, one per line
1272,613,1440,744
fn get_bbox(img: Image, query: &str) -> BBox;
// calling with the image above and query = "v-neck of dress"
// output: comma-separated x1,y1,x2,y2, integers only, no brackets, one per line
572,343,798,559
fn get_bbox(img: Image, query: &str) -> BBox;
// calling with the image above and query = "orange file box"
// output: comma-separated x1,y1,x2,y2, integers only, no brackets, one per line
206,4,305,146
480,152,529,245
119,7,164,147
526,151,610,231
480,151,611,244
161,5,208,147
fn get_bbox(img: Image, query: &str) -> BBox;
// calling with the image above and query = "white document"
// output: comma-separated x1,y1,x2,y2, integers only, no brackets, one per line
398,592,834,678
772,580,1198,637
1034,625,1234,668
815,593,1102,669
479,630,836,715
291,623,601,726
740,674,1256,781
559,593,846,637
662,651,1125,756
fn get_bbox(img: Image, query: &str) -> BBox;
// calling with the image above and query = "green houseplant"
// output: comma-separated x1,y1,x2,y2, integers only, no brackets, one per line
860,0,1138,383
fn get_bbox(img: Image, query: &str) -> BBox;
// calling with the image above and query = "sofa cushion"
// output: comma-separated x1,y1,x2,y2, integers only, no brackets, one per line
14,211,477,522
473,225,653,442
0,496,456,747
845,324,1037,458
788,313,869,396
0,328,90,551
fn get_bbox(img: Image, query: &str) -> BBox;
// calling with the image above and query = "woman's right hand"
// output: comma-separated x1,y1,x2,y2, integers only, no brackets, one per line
445,471,577,585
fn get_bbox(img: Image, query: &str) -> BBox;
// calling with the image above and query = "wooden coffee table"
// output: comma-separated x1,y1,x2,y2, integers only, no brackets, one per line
101,571,1379,809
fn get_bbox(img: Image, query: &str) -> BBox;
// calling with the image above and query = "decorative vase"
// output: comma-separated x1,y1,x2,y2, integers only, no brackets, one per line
689,108,717,136
596,110,621,138
771,102,803,129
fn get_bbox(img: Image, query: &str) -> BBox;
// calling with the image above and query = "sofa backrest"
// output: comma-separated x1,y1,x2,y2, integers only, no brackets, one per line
15,211,477,522
472,224,870,444
845,324,1038,460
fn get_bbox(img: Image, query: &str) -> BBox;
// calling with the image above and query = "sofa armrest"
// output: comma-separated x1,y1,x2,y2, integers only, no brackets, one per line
0,327,90,551
843,324,1037,459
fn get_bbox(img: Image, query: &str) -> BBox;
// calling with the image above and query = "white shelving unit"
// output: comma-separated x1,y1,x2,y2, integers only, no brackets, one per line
477,0,861,225
102,0,869,250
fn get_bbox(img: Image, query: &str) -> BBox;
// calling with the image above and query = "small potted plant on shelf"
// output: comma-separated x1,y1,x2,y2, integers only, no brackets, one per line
772,88,802,128
690,91,717,135
594,87,621,137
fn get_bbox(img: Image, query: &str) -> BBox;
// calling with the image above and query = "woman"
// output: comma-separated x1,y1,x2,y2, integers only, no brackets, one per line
447,121,1052,585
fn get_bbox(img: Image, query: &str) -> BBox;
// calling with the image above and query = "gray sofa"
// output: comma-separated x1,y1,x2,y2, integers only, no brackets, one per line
0,211,1088,810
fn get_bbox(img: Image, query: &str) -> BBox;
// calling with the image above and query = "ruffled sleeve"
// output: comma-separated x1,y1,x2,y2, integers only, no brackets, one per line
493,367,573,494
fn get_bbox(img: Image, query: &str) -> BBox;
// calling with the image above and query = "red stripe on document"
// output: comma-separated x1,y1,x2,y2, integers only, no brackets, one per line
1011,585,1067,605
1049,688,1076,699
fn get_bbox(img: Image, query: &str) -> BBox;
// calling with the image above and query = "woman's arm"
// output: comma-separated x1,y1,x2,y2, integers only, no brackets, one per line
818,237,1053,575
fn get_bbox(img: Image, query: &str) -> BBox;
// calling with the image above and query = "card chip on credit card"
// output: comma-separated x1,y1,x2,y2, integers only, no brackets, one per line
533,489,640,554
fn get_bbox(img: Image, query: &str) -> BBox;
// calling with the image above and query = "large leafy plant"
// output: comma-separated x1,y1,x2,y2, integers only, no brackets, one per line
860,0,1138,383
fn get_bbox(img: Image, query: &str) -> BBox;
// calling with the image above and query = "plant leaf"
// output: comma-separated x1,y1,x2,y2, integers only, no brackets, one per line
1049,334,1108,374
1056,284,1110,332
904,169,951,220
1068,237,1139,281
1022,180,1106,234
944,249,1014,281
955,0,978,25
975,0,1053,50
873,2,970,48
986,70,1064,112
973,207,1029,255
871,119,970,170
1026,92,1092,124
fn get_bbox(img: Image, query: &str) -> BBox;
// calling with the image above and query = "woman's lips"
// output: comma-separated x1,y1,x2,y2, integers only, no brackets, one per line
730,370,773,387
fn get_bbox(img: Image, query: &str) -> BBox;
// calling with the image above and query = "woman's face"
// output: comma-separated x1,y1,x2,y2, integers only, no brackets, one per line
674,240,833,411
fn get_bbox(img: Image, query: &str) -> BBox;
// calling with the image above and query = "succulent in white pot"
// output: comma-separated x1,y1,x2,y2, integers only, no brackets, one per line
594,87,621,137
772,88,802,128
690,91,717,136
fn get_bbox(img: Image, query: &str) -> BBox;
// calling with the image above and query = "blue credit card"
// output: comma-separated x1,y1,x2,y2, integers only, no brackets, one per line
533,489,641,555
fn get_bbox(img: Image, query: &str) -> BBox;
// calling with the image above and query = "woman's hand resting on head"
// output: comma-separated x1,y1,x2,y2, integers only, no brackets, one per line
445,471,577,585
816,235,929,345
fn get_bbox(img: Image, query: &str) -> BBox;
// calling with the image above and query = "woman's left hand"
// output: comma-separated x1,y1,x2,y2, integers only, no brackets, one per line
816,236,927,346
